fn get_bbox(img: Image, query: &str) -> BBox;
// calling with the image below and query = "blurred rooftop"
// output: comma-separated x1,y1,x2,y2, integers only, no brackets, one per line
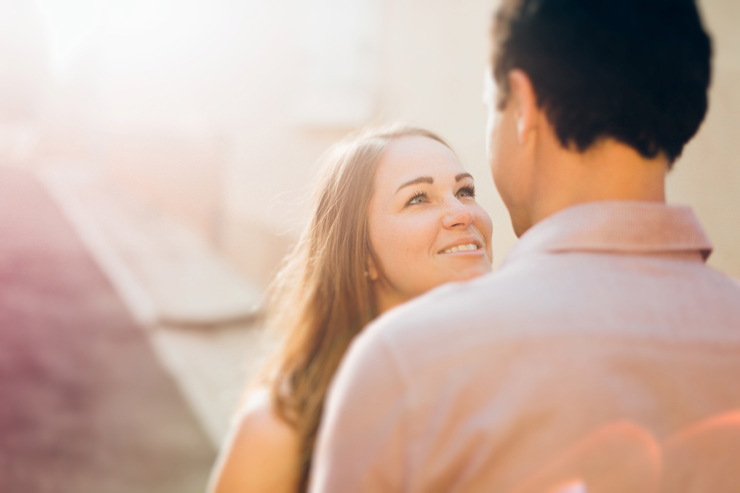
39,163,277,446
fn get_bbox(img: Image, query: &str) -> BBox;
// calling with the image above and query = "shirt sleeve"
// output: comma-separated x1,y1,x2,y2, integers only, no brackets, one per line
309,329,408,492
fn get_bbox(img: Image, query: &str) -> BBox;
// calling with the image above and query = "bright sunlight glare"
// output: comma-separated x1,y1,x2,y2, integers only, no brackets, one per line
35,0,205,78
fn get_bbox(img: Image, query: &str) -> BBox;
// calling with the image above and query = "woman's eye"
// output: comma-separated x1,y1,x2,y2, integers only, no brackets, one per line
456,186,476,198
407,192,427,205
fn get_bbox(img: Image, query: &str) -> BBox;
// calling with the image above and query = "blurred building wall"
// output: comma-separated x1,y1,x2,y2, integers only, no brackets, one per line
20,0,740,287
217,0,740,286
667,0,740,278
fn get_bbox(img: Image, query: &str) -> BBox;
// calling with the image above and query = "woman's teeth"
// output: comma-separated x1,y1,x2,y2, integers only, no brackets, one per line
440,244,479,254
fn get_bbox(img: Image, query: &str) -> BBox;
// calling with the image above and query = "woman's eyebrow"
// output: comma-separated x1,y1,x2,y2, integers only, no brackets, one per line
396,176,433,193
396,173,473,194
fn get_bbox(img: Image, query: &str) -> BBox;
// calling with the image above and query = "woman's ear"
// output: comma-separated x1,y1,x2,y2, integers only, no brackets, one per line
366,256,379,281
508,69,539,146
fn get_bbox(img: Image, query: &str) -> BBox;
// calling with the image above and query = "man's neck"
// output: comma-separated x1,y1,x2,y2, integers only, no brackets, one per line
529,138,668,230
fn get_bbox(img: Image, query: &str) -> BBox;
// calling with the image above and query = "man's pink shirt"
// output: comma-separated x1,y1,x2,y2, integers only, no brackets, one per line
310,201,740,492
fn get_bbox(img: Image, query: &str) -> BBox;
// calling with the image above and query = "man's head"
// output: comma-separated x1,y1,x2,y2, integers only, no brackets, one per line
485,0,712,236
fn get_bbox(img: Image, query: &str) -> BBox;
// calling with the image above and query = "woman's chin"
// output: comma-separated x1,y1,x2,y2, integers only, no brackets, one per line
447,262,493,283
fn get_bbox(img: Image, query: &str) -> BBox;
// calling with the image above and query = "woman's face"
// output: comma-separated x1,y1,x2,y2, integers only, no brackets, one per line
368,135,493,313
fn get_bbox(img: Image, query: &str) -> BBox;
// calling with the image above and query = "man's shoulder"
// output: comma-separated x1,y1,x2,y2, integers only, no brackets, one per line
370,272,498,331
359,253,740,375
361,268,534,364
367,255,563,339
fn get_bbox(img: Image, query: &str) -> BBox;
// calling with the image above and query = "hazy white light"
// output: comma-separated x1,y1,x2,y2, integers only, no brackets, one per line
35,0,102,76
36,0,205,77
104,0,164,32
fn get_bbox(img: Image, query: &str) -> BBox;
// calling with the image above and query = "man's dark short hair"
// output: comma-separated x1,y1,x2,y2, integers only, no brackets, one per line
491,0,712,164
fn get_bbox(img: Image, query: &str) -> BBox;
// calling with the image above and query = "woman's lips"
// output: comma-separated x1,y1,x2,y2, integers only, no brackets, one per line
439,243,481,254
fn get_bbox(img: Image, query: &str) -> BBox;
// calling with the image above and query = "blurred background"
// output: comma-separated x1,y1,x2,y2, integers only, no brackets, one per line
0,0,737,491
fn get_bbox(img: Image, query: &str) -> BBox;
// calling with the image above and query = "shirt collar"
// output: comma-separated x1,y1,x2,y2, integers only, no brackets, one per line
502,201,713,266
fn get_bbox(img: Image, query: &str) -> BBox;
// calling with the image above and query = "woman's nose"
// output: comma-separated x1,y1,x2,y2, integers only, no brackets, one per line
442,200,474,229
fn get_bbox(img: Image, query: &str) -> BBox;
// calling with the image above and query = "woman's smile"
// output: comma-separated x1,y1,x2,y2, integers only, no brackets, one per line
437,237,485,255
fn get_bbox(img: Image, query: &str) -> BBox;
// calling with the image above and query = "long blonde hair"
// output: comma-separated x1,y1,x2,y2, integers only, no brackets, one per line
260,124,449,491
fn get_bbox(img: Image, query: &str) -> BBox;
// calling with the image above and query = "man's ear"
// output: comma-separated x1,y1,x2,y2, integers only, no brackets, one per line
508,69,538,146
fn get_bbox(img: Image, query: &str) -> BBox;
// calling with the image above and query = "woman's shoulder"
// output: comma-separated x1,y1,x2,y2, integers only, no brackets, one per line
208,388,299,493
235,388,297,449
